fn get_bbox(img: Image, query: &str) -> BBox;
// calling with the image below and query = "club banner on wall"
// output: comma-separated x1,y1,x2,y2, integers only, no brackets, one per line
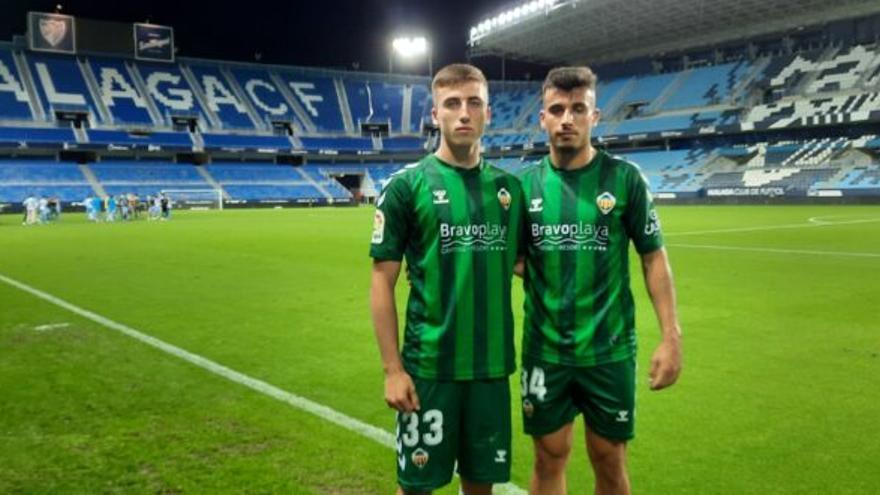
28,12,76,54
134,23,174,62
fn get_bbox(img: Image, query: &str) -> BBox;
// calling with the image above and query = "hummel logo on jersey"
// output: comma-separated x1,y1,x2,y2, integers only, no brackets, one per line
597,192,616,215
432,190,449,204
495,450,508,463
497,187,511,210
616,410,629,422
529,198,543,212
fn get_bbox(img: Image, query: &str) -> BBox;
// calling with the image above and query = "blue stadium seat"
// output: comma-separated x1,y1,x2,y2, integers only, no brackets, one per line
383,136,424,151
0,126,75,145
299,136,372,152
596,77,633,115
90,161,207,186
0,49,35,120
618,73,677,106
88,57,154,125
229,67,302,128
345,80,405,132
489,84,538,130
223,184,324,201
0,160,85,182
188,64,256,130
272,71,345,132
207,163,304,182
201,133,292,150
0,185,94,202
0,159,93,202
410,84,432,131
660,61,751,111
26,53,103,123
136,62,211,128
87,129,192,149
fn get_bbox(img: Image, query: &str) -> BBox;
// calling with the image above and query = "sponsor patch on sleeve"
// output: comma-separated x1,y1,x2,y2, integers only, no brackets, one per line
371,210,385,244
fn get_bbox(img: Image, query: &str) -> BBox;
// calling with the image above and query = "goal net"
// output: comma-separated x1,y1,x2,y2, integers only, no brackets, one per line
159,189,224,210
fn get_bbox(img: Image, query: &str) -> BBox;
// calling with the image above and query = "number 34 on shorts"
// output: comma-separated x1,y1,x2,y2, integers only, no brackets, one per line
521,366,547,418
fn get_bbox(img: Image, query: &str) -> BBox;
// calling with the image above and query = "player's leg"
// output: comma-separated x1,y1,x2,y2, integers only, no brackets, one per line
457,378,511,495
574,358,636,495
585,427,629,495
521,359,578,494
396,487,428,495
530,422,574,495
396,378,460,494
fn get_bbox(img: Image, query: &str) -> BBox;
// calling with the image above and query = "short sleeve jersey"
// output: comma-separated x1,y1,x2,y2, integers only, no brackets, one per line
520,150,663,366
370,154,524,380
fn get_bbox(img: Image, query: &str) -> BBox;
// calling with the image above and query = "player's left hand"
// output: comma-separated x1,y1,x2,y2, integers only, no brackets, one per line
649,337,681,391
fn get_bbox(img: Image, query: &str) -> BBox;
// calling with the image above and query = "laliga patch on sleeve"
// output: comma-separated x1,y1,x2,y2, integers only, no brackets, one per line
371,210,385,244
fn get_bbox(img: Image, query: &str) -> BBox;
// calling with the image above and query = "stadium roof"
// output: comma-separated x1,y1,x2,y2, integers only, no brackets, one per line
467,0,880,65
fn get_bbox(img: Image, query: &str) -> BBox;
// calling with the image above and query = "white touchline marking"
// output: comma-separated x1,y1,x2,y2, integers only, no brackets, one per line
0,272,526,495
807,215,876,225
807,217,833,225
665,217,880,237
668,243,880,258
34,322,70,331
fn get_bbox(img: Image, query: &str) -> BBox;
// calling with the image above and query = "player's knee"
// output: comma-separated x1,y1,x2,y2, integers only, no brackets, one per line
587,442,626,479
534,440,571,477
459,479,493,495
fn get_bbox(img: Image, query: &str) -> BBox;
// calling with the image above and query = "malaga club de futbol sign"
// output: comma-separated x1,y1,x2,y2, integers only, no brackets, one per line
28,12,76,54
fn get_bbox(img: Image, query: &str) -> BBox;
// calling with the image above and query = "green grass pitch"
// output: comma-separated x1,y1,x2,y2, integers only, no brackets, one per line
1,205,878,494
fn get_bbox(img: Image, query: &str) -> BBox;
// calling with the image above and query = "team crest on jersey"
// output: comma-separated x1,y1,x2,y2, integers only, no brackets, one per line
412,448,430,469
522,399,535,418
371,210,385,244
529,198,543,212
596,192,616,215
497,187,511,210
432,190,449,204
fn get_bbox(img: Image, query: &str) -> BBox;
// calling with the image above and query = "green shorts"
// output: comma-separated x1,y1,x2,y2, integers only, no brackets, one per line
520,356,636,441
396,377,512,492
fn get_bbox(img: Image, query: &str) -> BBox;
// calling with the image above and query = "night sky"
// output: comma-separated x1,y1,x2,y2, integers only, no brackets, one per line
1,0,545,78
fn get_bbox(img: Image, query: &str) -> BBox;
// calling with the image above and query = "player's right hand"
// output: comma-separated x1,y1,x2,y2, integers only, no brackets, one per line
384,370,420,412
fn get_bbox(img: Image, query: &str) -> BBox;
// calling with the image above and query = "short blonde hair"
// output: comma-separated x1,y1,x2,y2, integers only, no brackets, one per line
431,63,488,98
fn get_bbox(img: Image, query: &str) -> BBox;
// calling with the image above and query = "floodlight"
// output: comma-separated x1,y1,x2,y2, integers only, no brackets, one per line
389,36,432,75
392,37,428,58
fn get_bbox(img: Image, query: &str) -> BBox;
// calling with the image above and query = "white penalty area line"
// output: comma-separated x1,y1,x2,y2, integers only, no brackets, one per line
665,217,880,237
668,243,880,258
0,272,527,495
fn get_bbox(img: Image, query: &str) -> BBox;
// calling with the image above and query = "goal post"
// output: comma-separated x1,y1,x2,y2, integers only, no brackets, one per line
159,188,225,210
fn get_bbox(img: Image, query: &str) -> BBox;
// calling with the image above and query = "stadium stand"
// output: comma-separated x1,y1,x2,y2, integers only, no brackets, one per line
0,49,35,120
344,79,405,132
3,27,880,207
206,162,332,202
0,159,92,202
